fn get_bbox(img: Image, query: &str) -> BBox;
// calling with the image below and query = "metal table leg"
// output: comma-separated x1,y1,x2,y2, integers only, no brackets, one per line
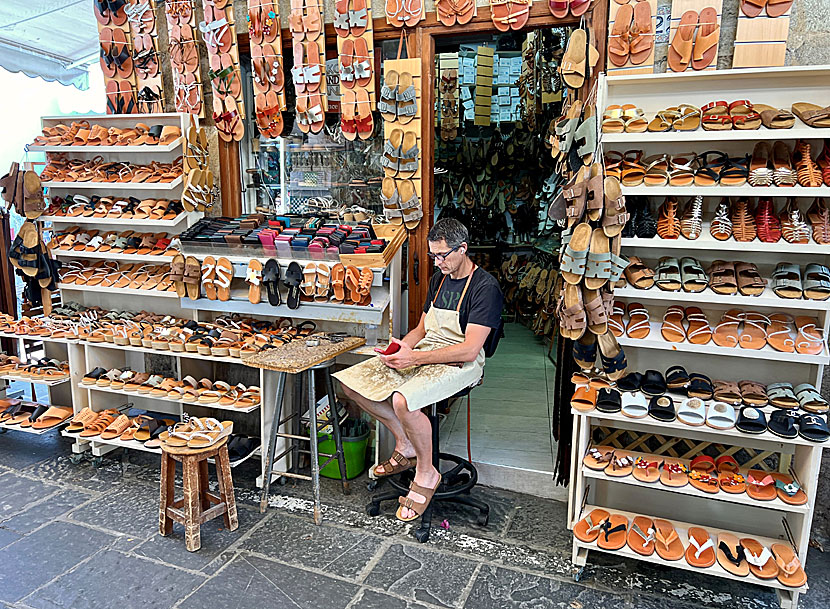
308,368,322,525
323,366,350,495
259,371,286,513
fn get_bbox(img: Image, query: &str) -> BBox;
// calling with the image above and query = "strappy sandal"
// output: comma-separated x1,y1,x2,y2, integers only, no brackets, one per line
772,141,797,186
694,151,729,186
647,108,680,133
712,309,743,347
807,198,830,244
794,140,823,187
656,198,681,239
709,199,732,240
779,199,811,244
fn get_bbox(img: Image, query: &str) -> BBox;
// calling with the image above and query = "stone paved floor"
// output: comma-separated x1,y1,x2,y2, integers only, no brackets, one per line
0,431,828,609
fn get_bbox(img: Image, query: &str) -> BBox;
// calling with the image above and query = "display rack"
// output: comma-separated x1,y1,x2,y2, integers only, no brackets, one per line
567,66,830,609
25,110,406,483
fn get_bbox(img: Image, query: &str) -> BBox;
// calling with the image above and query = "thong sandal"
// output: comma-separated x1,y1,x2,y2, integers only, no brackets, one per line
372,450,416,478
396,475,442,522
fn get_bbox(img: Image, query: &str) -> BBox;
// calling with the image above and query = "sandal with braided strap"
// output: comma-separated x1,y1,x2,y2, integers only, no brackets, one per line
731,198,757,242
755,199,781,243
807,198,830,244
794,140,823,187
656,197,681,239
772,141,797,186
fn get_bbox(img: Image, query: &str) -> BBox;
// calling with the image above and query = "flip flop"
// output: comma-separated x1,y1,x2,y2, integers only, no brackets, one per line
627,516,656,556
771,473,808,505
632,457,661,483
686,527,716,568
717,533,749,577
597,514,628,550
741,538,778,579
660,459,688,487
746,470,776,500
771,543,807,588
574,508,610,543
654,519,685,561
583,446,615,470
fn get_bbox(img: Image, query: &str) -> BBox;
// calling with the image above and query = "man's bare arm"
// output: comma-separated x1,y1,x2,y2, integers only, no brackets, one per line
379,324,491,369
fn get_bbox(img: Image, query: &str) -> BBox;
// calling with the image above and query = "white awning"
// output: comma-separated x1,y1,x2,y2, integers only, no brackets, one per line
0,1,100,90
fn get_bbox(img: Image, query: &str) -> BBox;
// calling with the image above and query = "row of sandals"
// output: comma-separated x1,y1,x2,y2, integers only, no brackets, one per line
622,256,830,301
53,228,179,255
45,197,183,220
602,101,830,133
41,155,183,184
0,355,68,380
81,368,261,408
607,141,829,188
584,447,807,506
574,508,806,587
642,197,829,245
30,122,181,147
0,307,319,359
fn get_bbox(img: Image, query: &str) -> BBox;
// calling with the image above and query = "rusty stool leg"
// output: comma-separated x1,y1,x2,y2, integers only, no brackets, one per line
215,444,239,531
182,455,203,552
159,451,175,536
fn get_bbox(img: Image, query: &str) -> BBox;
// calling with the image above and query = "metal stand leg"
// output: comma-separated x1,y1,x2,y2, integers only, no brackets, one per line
259,371,287,513
324,368,350,495
291,371,303,474
308,369,322,525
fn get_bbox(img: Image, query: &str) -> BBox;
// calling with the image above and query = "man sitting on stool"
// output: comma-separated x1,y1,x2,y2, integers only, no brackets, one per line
334,218,503,521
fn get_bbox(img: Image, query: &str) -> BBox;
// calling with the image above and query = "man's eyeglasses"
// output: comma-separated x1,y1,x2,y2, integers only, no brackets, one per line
427,245,462,261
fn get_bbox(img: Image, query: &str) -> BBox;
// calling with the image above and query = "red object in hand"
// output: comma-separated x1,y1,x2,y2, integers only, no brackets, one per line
375,342,401,355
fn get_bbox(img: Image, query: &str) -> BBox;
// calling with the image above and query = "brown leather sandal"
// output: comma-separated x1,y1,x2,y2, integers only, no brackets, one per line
373,450,417,478
396,475,442,522
657,197,681,239
730,198,757,242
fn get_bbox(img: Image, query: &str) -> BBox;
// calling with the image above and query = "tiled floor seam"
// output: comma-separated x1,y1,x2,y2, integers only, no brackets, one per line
0,490,104,540
353,537,394,583
455,562,483,608
169,548,245,609
58,513,154,544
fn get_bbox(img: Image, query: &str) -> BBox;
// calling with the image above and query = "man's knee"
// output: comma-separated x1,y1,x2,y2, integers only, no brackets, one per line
392,393,410,417
341,383,357,399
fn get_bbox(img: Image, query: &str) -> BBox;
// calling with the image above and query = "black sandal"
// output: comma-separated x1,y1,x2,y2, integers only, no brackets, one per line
640,370,667,396
262,259,281,306
665,365,690,390
283,261,303,310
687,373,714,399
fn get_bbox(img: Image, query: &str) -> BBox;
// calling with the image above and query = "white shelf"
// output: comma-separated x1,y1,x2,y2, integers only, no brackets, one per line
0,332,73,344
603,123,826,143
574,504,807,594
613,285,830,311
180,287,390,325
620,225,830,254
58,283,180,299
41,211,189,227
617,322,828,364
620,185,830,197
33,139,182,154
82,383,261,414
0,372,69,386
53,249,177,263
0,418,69,435
42,176,183,190
91,435,162,455
581,451,810,515
82,339,245,365
574,405,821,451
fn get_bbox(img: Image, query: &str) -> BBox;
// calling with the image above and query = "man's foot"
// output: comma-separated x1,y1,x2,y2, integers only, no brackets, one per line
373,446,416,476
398,467,441,521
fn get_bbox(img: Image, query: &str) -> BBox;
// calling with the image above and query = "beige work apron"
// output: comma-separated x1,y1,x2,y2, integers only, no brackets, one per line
333,268,485,411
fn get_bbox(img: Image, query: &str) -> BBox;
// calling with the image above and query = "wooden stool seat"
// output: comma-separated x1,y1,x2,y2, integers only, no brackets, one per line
158,437,239,552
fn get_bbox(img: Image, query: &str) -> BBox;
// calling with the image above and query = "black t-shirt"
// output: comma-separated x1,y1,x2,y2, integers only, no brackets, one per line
423,267,503,332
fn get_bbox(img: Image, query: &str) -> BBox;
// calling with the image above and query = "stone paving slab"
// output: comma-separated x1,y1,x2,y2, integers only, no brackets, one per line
0,521,115,603
178,554,359,609
364,543,480,608
0,488,93,536
23,549,205,609
239,510,385,580
349,589,434,609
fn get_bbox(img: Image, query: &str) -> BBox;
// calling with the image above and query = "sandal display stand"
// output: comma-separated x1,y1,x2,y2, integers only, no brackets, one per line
733,5,792,69
568,66,830,609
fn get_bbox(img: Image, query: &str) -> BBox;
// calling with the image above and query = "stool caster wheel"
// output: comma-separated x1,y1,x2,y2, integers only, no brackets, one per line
574,567,584,582
477,512,489,527
367,479,378,491
69,453,85,465
90,456,104,468
366,503,381,517
414,528,430,543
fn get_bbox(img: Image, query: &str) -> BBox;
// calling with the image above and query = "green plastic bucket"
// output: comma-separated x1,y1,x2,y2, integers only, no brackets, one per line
317,431,370,479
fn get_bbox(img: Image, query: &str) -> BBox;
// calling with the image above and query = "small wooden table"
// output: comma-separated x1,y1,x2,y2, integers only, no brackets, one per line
158,437,238,552
243,335,365,524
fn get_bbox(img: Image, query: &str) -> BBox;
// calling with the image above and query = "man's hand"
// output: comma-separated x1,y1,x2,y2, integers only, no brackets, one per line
378,338,420,370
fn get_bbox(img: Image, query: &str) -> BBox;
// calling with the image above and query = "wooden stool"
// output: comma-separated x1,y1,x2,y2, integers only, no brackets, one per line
158,437,238,552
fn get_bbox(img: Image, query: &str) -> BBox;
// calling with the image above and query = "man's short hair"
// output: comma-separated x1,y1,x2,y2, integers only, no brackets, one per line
427,218,469,249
